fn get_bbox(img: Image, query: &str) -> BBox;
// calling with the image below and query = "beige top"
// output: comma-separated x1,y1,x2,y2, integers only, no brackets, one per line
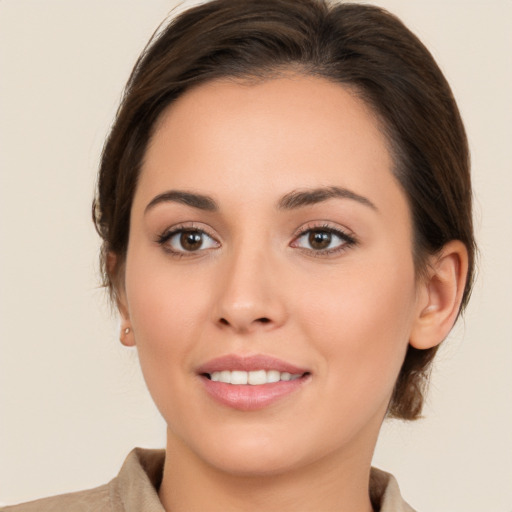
2,448,416,511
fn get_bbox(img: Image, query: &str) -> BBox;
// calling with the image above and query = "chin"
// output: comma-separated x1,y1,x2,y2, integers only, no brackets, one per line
176,423,311,477
205,444,305,478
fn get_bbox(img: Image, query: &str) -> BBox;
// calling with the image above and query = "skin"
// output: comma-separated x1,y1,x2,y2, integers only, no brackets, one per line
117,75,467,511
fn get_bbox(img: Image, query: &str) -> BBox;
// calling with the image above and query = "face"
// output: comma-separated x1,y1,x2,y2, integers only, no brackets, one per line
121,75,423,476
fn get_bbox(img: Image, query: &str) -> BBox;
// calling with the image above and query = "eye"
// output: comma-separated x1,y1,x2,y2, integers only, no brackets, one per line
157,228,219,254
291,226,356,254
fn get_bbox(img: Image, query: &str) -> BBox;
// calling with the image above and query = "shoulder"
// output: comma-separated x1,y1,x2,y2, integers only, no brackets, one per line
1,481,117,512
1,448,165,512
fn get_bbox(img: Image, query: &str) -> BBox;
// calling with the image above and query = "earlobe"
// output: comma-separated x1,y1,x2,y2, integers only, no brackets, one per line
120,323,135,347
118,292,135,347
410,240,468,350
108,251,135,347
117,292,135,347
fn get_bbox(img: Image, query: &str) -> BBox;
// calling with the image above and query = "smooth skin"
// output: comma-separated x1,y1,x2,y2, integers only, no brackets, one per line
116,75,468,512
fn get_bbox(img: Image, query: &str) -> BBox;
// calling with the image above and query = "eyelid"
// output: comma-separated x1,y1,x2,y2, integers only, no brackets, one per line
292,221,356,239
155,222,221,255
290,221,357,254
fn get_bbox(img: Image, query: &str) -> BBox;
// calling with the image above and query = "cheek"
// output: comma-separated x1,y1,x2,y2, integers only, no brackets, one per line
123,250,211,405
125,244,211,337
298,255,417,402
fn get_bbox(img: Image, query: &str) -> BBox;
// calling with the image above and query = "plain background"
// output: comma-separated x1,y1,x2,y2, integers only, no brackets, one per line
1,0,511,510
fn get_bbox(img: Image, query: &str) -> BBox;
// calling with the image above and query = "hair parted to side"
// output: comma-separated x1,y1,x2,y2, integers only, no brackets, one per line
93,0,475,420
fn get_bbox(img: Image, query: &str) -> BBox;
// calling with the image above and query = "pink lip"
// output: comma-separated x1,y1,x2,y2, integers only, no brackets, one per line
197,354,311,411
197,354,308,374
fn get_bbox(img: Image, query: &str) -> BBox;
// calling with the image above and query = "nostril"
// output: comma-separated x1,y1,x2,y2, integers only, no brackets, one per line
217,316,272,329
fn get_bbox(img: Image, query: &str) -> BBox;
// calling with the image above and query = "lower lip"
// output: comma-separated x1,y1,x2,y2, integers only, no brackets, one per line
200,375,309,411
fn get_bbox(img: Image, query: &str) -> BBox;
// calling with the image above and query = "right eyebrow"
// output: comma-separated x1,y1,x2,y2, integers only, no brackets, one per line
144,190,219,214
277,186,378,211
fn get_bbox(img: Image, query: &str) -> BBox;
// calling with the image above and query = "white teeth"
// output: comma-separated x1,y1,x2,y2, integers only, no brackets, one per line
208,370,303,385
220,370,231,383
248,370,266,385
230,370,248,385
267,370,280,383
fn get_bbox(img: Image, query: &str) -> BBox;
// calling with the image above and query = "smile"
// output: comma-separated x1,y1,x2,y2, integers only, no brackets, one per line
208,369,303,385
197,355,311,410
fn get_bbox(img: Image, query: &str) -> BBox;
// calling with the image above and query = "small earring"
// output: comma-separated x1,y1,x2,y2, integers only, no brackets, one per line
124,327,131,335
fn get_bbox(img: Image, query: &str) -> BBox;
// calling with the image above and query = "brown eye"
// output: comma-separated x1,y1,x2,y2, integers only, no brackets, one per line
291,226,355,254
180,231,204,251
159,228,219,254
308,231,332,250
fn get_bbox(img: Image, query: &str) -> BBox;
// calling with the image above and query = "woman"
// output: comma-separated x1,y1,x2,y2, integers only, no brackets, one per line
4,0,475,510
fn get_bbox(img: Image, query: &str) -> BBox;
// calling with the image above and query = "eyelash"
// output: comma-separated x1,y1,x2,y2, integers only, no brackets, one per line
155,223,357,258
155,224,220,258
290,223,357,256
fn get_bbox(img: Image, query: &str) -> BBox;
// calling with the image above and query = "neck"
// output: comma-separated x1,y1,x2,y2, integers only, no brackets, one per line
158,429,376,512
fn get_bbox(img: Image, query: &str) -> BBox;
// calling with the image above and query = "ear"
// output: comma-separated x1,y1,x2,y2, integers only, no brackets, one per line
107,251,135,347
410,240,469,350
118,293,135,348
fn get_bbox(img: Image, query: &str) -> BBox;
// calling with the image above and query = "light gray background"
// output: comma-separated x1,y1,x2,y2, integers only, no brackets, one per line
1,1,511,510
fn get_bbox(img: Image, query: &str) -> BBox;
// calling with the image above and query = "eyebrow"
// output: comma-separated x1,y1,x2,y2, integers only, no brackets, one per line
145,190,218,213
278,186,377,211
144,185,377,214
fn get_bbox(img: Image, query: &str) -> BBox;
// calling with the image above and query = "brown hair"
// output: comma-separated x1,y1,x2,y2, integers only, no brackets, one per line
93,0,475,420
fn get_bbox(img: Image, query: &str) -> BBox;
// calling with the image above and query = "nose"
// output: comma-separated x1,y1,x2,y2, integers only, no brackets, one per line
212,244,287,334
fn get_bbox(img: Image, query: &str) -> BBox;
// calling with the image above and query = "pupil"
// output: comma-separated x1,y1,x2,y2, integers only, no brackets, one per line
309,231,331,250
181,231,202,251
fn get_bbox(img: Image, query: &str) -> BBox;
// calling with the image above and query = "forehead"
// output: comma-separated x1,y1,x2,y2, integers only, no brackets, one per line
136,75,402,214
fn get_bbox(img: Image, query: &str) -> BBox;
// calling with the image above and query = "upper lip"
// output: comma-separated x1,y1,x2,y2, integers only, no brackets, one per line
196,354,309,375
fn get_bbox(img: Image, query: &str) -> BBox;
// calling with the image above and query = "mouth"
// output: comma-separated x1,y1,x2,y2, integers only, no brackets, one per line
197,355,311,410
203,369,306,385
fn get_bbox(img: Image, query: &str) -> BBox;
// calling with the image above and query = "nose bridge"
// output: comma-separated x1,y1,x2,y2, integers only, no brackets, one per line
214,235,285,332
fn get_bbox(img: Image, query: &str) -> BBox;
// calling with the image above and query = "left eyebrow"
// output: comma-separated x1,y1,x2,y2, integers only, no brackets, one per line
277,186,377,211
144,190,218,214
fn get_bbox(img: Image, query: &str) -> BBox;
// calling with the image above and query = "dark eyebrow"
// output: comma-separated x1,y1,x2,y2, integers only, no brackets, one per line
278,186,377,211
145,190,218,213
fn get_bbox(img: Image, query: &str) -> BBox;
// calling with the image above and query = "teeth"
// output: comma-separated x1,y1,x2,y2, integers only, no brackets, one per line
267,370,280,383
231,370,248,385
220,370,231,383
248,369,266,385
209,370,303,385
